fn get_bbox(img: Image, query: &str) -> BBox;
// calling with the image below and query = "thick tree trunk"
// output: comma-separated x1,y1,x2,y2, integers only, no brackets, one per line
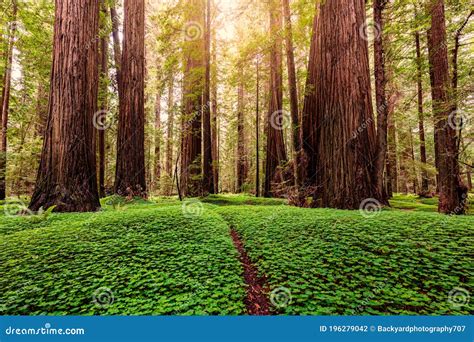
236,74,247,192
202,0,214,195
415,31,430,196
114,0,147,197
0,0,17,200
98,1,108,198
427,0,466,214
154,91,162,190
373,0,390,204
180,0,205,197
308,0,380,209
264,0,287,197
29,0,100,212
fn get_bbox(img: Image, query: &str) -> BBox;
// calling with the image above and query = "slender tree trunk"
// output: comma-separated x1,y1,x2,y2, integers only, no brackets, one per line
409,128,419,193
415,30,430,196
255,57,260,197
154,91,162,190
180,0,205,197
308,0,380,208
236,73,247,192
264,0,287,197
98,1,108,198
114,0,147,197
211,38,219,194
282,0,300,179
373,0,390,204
0,0,17,200
166,75,174,177
202,0,214,195
427,0,466,214
110,3,122,97
386,91,400,197
29,0,100,212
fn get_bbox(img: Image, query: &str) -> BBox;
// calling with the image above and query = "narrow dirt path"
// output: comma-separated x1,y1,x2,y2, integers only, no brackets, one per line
230,228,270,315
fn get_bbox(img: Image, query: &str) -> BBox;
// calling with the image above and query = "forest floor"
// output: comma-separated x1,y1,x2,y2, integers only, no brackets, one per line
0,194,472,315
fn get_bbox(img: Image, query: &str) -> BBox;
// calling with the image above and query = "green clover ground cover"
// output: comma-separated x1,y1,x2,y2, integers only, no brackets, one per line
0,205,246,315
216,205,473,315
0,194,472,315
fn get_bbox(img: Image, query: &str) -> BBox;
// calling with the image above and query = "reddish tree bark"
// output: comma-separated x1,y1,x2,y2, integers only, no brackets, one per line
264,0,287,197
166,75,175,177
373,0,390,203
154,91,162,189
415,30,430,196
236,73,247,192
110,3,122,97
202,0,214,194
180,0,205,197
307,0,380,208
98,1,108,198
427,0,466,214
114,0,147,197
0,0,17,200
255,57,261,197
29,0,100,212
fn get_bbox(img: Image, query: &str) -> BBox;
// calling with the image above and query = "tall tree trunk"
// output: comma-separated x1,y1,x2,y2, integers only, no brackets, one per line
308,0,380,208
114,0,147,197
415,30,430,196
154,91,162,190
180,0,205,197
373,0,390,204
282,0,300,175
409,128,419,194
386,91,401,197
211,37,219,194
255,57,260,197
202,0,214,195
0,0,17,200
427,0,466,214
236,73,247,192
264,0,287,197
98,1,108,198
110,3,122,97
166,75,174,177
29,0,100,212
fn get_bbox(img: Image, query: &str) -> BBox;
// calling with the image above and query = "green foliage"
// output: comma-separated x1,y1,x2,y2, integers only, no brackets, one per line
216,200,473,315
0,205,246,315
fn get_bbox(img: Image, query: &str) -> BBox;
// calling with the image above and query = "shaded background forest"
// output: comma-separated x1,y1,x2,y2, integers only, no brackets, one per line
0,0,472,206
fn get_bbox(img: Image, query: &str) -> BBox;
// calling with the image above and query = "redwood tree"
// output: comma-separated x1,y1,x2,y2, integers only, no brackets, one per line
114,0,147,197
29,0,101,212
427,0,466,214
305,0,380,209
236,72,247,192
264,0,287,197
